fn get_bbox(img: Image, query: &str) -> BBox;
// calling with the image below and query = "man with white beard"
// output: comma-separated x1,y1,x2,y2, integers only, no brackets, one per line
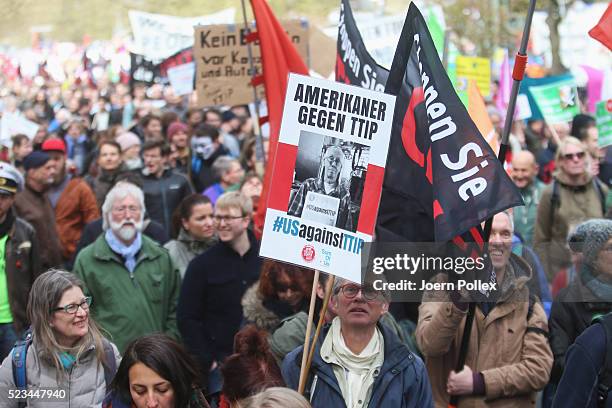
73,181,180,353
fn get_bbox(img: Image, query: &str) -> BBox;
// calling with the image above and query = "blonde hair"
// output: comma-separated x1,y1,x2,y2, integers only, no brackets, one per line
554,136,590,176
241,387,311,408
216,191,253,216
27,269,110,382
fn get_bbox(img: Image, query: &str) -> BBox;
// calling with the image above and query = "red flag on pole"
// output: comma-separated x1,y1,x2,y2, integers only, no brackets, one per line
249,0,309,237
589,1,612,51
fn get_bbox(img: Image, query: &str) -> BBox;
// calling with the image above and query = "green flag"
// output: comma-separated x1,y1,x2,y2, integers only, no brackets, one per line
596,100,612,148
529,78,580,125
427,9,444,58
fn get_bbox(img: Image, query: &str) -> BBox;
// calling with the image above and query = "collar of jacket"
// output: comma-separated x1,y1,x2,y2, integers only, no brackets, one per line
91,233,163,265
300,320,416,398
219,228,258,257
554,171,593,189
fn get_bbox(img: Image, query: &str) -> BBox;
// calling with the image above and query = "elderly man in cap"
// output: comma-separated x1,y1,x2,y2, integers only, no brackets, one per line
288,145,353,231
43,138,100,263
14,151,63,271
0,163,41,359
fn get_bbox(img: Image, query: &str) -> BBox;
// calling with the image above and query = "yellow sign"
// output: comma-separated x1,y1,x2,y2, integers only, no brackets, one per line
455,56,491,97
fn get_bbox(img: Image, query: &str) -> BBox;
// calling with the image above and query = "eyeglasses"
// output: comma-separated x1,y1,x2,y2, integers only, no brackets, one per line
336,284,380,301
213,215,245,224
562,151,585,161
112,205,141,215
52,297,92,314
325,156,343,167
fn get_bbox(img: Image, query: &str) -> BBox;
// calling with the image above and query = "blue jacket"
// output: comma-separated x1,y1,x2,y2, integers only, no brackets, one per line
553,322,612,407
282,322,433,408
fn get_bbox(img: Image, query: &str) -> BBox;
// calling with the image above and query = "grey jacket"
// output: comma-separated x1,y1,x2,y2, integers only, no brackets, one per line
164,229,216,278
0,338,121,408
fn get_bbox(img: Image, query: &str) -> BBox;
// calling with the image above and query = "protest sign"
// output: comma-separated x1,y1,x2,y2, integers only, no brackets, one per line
129,53,162,87
596,99,612,147
529,78,580,124
455,56,491,97
259,74,395,282
167,62,196,96
0,113,39,147
194,20,309,107
129,9,235,62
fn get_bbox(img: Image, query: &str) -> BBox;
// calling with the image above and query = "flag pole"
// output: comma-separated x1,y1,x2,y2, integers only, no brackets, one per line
448,0,536,407
240,0,267,168
298,269,320,394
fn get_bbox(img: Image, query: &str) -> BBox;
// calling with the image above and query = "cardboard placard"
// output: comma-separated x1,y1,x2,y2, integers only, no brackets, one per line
194,20,309,107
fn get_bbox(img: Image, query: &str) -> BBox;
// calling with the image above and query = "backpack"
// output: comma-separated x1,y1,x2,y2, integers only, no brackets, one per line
593,313,612,408
11,329,117,408
549,178,607,225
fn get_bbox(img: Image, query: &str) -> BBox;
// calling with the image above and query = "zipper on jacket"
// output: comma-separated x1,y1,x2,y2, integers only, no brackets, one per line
309,375,318,403
67,365,73,408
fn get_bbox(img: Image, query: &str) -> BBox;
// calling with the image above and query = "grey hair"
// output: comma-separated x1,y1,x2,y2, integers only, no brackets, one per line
101,181,145,230
28,269,110,381
242,387,311,408
212,155,239,179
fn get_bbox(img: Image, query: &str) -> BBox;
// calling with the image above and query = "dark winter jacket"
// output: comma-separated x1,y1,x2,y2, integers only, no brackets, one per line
549,278,612,383
552,321,612,408
141,168,194,233
177,232,261,374
282,322,433,408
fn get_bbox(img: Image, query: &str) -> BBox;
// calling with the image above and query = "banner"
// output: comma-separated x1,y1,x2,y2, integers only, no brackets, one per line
378,3,522,243
455,55,491,97
259,74,395,282
194,20,309,107
529,78,580,124
128,9,235,61
167,62,196,96
336,0,388,91
0,113,39,147
159,47,194,77
596,99,612,148
129,52,162,88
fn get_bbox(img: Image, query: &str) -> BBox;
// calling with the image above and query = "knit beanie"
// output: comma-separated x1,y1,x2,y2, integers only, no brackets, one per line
167,122,188,141
116,132,141,152
582,219,612,267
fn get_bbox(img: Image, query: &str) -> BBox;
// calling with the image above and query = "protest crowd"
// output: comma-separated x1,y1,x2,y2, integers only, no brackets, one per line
0,0,610,407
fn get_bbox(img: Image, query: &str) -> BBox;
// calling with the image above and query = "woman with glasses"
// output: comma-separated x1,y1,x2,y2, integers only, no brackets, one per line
165,194,217,278
0,269,120,407
534,136,609,283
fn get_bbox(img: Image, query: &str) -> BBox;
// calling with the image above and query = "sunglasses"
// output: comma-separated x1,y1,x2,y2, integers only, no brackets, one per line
562,151,585,161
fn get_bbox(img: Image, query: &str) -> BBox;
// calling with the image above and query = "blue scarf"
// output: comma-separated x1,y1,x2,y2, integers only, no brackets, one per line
59,352,76,370
582,264,612,301
104,230,142,274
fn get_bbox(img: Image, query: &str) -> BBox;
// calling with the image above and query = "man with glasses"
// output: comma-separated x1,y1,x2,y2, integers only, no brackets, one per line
178,191,261,392
282,278,433,407
73,181,180,353
288,145,353,231
534,136,608,281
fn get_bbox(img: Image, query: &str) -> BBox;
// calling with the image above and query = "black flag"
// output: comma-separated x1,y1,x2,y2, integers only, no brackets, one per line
335,0,388,91
378,3,522,243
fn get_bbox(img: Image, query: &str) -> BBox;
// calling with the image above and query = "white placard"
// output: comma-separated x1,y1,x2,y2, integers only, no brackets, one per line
0,113,39,147
259,74,396,283
167,62,195,96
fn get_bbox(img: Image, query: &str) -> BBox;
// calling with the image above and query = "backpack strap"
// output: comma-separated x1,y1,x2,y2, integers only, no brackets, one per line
525,293,548,337
102,340,117,389
593,313,612,407
549,180,560,227
593,178,607,216
11,329,33,408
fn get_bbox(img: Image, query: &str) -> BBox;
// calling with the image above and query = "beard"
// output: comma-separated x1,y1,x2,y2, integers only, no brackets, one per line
110,218,143,242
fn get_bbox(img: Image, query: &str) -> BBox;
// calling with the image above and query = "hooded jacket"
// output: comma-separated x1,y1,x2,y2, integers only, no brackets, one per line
416,254,553,408
163,229,216,278
282,321,433,408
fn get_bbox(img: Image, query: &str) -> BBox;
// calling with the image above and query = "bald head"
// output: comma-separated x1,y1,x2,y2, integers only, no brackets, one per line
511,150,538,189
